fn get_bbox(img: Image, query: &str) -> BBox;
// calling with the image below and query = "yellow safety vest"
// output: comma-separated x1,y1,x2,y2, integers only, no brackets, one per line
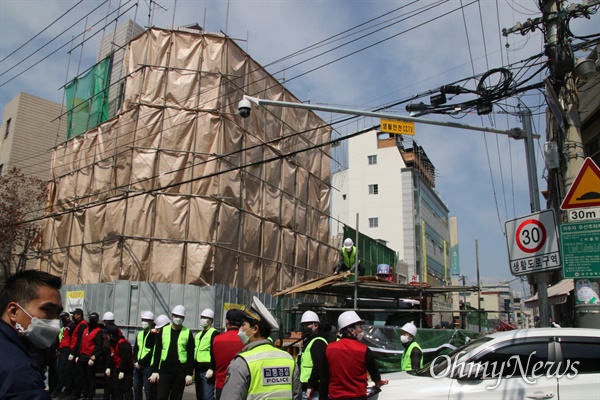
401,341,423,371
239,343,295,400
137,329,152,359
160,325,191,365
342,246,357,268
299,336,327,383
59,327,65,342
194,327,217,362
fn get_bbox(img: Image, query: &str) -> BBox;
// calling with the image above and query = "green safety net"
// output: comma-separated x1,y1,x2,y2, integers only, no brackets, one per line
363,325,483,373
65,57,111,139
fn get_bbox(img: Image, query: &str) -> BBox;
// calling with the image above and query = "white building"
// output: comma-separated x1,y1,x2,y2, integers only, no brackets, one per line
331,131,452,286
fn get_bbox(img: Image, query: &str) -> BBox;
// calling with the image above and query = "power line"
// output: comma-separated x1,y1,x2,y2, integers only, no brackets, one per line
0,0,85,65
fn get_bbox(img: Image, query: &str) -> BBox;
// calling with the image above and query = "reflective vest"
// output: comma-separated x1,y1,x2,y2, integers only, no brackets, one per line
137,329,152,360
239,343,295,400
195,327,217,363
71,320,88,351
299,336,327,383
80,326,101,356
112,337,133,369
160,325,191,365
342,246,357,268
401,341,423,371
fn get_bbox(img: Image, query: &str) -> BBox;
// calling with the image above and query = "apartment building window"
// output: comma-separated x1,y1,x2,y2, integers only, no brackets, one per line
368,184,379,195
369,217,379,228
4,118,11,139
368,155,377,165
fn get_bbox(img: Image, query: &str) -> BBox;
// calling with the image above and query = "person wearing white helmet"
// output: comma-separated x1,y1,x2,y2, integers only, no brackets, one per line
149,305,194,400
298,311,328,400
194,308,218,400
154,314,171,330
320,311,387,399
399,322,423,372
133,311,157,400
333,238,365,276
101,310,120,399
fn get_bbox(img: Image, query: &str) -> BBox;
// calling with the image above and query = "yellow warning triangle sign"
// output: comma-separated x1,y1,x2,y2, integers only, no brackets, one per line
561,158,600,210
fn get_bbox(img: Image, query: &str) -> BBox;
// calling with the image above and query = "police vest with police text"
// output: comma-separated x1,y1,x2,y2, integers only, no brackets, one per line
238,343,295,400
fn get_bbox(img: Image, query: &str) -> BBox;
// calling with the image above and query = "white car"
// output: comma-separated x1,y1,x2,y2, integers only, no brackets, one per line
378,328,600,400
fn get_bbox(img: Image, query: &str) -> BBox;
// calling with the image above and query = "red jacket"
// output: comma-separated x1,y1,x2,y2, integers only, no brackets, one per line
79,326,102,356
111,337,133,371
71,320,88,352
325,338,368,399
212,328,245,389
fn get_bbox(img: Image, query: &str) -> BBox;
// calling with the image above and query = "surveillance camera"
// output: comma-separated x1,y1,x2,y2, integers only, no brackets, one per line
238,98,252,118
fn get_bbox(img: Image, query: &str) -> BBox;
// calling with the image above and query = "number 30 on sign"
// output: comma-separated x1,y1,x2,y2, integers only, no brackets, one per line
505,209,561,276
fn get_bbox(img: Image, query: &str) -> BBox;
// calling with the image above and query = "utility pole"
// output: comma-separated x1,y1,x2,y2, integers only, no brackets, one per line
521,109,550,328
502,0,597,327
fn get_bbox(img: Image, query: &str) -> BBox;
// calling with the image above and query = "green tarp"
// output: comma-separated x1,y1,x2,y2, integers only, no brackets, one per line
65,57,111,139
363,325,482,373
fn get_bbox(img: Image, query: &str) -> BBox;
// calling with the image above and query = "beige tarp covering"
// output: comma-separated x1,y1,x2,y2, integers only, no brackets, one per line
524,279,574,309
35,28,336,293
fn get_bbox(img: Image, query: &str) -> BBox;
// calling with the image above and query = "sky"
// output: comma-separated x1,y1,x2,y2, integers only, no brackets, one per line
1,0,598,296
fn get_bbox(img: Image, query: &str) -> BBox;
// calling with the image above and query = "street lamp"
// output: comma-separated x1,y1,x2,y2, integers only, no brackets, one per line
238,94,550,325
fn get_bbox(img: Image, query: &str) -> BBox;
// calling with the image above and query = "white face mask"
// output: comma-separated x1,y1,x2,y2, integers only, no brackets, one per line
237,326,252,344
16,304,61,348
401,335,411,344
172,317,184,326
355,331,365,341
200,318,211,329
141,321,150,330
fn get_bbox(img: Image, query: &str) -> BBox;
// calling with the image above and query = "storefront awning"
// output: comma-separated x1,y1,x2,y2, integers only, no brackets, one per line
524,279,574,309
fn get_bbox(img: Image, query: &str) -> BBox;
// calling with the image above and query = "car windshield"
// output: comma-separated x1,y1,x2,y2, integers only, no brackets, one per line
411,336,494,377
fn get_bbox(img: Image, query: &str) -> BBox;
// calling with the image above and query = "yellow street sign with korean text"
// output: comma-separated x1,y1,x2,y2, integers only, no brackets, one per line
380,119,415,136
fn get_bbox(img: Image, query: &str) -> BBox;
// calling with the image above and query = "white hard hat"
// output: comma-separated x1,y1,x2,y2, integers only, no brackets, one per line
343,238,354,249
102,311,115,321
201,308,215,319
155,314,171,329
141,311,155,321
301,311,320,324
400,322,417,337
171,305,186,317
338,311,362,330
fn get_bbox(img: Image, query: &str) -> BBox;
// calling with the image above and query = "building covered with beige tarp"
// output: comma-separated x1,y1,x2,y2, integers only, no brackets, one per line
35,27,336,294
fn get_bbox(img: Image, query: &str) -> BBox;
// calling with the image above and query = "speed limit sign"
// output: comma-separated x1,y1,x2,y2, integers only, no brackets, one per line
505,209,561,276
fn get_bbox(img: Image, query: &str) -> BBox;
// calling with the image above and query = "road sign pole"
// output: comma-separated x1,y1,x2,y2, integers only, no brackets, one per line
522,110,550,328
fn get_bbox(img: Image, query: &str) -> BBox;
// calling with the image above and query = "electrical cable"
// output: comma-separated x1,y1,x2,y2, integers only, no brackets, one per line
0,1,136,87
0,0,112,79
0,0,85,65
5,1,468,175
